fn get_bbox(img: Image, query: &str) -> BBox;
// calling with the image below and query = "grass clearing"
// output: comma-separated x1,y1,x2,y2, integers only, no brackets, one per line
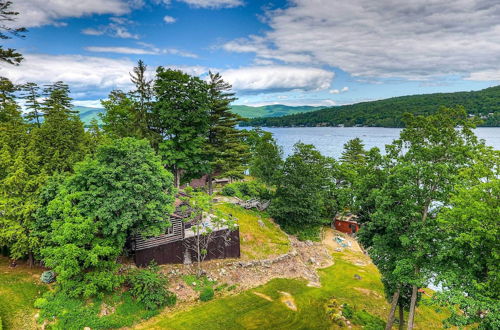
215,203,290,260
0,257,47,330
136,249,451,330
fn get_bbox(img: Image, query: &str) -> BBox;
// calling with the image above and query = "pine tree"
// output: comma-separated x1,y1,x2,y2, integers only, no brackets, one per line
0,1,27,65
129,60,153,139
20,82,42,127
42,81,76,116
205,71,248,194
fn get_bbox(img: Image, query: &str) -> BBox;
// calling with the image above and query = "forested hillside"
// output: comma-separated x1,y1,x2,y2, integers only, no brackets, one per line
231,104,324,118
247,86,500,127
74,104,324,125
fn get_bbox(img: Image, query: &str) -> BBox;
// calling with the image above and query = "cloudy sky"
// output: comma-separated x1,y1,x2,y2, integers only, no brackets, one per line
2,0,500,107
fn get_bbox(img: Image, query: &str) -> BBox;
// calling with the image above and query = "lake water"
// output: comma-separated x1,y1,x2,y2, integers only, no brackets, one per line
250,127,500,159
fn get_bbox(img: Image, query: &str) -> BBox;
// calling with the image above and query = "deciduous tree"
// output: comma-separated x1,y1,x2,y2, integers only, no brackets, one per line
41,138,175,297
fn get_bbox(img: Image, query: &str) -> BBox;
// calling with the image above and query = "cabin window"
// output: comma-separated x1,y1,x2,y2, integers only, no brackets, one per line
166,225,173,235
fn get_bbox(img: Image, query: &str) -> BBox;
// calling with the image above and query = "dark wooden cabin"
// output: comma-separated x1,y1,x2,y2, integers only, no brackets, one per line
131,198,240,267
332,213,359,235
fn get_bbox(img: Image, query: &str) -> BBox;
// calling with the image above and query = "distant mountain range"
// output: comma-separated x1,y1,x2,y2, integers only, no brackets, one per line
246,86,500,127
74,104,326,125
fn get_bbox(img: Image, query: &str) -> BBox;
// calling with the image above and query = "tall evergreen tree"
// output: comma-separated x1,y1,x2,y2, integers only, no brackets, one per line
0,1,27,65
205,71,248,194
42,81,76,116
20,82,42,127
129,60,153,139
153,68,210,187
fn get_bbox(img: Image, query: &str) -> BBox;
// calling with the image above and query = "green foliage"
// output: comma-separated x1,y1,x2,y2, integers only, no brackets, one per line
269,143,330,236
199,287,215,302
350,309,385,329
34,290,158,330
154,67,210,186
100,90,138,138
204,72,249,188
41,138,175,297
434,146,500,329
248,130,283,185
0,1,27,65
128,264,176,310
220,181,272,200
359,106,481,327
247,85,500,127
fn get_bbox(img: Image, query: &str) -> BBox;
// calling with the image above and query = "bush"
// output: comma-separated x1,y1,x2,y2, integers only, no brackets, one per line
127,264,176,310
220,181,272,200
199,287,214,302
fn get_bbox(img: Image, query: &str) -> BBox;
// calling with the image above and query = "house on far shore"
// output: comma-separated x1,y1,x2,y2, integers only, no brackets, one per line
332,213,359,235
130,195,240,267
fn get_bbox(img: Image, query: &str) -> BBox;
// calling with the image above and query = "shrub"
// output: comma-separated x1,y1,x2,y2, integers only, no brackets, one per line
220,181,272,200
127,264,176,310
199,287,214,302
221,185,237,196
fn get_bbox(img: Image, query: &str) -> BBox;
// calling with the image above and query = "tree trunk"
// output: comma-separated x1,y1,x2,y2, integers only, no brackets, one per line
175,168,181,188
27,251,34,268
208,173,213,195
407,285,418,330
399,301,404,330
385,288,400,330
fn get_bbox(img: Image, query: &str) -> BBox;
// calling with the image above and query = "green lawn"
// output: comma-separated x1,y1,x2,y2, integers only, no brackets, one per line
136,250,450,330
215,203,290,260
0,257,47,330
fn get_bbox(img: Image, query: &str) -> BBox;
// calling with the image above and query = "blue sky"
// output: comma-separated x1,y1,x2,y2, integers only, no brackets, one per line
2,0,500,107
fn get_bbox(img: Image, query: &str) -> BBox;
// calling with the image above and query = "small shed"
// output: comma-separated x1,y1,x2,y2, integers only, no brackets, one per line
332,213,359,235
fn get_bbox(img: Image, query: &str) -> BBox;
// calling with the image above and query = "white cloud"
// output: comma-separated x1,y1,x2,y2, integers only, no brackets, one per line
177,0,244,8
73,99,105,108
86,43,199,58
223,0,500,80
163,15,176,23
82,17,139,39
0,54,135,90
329,86,349,94
84,46,157,55
0,53,207,96
220,66,334,93
11,0,132,27
466,70,500,81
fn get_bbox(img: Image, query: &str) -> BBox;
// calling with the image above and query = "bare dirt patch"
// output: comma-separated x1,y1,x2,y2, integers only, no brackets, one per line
253,292,273,302
279,291,297,311
354,287,382,299
159,233,333,303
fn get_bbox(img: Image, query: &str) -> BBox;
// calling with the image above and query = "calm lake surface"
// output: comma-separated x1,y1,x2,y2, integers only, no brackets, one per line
250,127,500,159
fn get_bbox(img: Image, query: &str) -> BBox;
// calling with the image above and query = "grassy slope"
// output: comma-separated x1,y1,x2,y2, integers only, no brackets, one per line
0,258,47,330
215,203,290,260
138,249,448,329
